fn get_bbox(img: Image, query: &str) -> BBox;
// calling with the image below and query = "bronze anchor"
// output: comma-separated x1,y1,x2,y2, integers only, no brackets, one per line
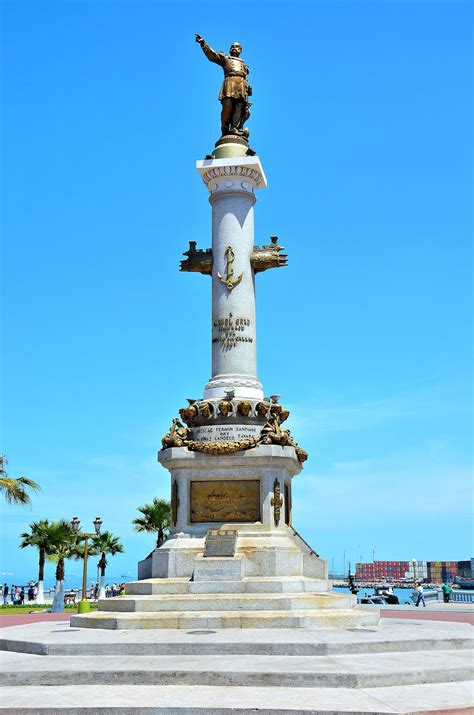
218,245,243,291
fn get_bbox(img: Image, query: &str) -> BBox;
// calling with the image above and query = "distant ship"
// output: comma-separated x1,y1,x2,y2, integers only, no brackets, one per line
454,577,474,590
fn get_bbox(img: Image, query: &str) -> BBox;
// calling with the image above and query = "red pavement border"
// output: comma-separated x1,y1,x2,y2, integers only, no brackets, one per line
0,613,72,628
381,609,474,625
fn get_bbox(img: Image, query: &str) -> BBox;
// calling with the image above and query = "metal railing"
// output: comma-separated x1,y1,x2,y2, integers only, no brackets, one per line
450,591,474,603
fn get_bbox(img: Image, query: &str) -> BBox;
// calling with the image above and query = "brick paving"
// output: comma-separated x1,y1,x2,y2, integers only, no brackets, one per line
0,613,72,628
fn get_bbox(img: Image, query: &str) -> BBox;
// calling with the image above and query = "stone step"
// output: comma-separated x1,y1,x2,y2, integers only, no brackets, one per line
1,681,472,714
0,649,471,689
97,592,354,614
71,607,379,630
2,621,471,657
126,577,330,596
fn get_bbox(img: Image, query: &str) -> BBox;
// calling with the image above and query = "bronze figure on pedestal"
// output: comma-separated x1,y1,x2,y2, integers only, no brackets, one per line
195,34,252,139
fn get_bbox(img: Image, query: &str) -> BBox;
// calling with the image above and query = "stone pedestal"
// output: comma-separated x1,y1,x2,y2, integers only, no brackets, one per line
142,445,327,583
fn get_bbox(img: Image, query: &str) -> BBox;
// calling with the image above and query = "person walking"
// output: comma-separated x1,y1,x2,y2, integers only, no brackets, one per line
3,583,8,605
415,583,426,607
442,582,451,603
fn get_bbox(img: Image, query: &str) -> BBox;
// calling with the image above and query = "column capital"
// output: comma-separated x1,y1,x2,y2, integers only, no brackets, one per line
196,156,267,193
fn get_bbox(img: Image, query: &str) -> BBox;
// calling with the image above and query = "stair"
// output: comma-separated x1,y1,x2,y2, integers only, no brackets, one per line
0,620,472,713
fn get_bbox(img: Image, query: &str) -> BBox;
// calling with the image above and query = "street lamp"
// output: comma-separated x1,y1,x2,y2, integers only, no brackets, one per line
71,516,102,614
412,558,417,590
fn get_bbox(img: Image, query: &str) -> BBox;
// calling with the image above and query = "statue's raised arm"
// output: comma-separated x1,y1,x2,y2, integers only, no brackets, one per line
195,34,225,66
195,34,252,150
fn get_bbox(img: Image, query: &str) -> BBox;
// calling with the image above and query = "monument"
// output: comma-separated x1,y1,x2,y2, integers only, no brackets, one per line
72,36,377,629
2,38,471,715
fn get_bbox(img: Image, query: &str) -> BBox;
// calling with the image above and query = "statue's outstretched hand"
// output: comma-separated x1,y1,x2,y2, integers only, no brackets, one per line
195,34,204,45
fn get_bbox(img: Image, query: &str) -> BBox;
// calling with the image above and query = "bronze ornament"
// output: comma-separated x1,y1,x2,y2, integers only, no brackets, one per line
271,478,283,526
186,437,259,456
218,245,243,291
218,400,233,417
255,401,270,418
171,480,180,526
161,419,189,449
237,400,252,417
179,405,198,425
198,401,214,418
190,479,260,523
180,237,288,275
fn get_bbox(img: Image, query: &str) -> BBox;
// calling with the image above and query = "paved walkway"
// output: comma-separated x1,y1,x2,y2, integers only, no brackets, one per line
381,609,474,625
0,613,72,628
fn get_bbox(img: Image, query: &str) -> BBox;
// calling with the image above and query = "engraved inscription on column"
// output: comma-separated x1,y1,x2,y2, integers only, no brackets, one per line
212,312,253,349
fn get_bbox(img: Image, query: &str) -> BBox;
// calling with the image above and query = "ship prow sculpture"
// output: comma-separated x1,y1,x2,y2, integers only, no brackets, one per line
72,37,379,631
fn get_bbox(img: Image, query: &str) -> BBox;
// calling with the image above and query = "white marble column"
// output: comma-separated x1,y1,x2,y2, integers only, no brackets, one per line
196,157,267,400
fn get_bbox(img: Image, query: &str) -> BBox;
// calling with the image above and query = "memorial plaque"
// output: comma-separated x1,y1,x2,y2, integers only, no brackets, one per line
204,528,238,557
190,479,260,523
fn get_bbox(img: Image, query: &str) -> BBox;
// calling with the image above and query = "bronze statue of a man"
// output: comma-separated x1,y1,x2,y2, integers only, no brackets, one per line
195,34,252,138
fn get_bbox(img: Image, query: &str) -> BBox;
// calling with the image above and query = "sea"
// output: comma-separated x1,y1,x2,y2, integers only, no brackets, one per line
333,586,432,603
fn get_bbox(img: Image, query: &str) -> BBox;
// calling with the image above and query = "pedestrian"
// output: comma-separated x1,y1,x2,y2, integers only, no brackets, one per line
19,587,25,605
28,585,34,602
3,583,8,605
89,583,95,601
112,582,118,597
415,583,426,607
94,583,99,600
119,582,126,596
442,582,451,603
105,583,110,598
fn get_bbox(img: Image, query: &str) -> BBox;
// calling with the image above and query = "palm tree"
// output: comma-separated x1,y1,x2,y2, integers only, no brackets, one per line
91,531,124,598
19,519,56,603
44,520,77,612
133,498,171,548
0,454,41,505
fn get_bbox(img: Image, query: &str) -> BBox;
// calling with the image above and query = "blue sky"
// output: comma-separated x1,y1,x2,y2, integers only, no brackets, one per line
1,0,472,583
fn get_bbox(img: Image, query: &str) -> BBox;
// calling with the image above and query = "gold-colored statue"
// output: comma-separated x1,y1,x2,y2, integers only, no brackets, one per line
195,34,252,138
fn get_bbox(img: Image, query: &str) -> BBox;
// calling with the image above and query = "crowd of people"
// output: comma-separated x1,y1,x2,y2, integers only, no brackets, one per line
1,580,127,605
1,582,38,604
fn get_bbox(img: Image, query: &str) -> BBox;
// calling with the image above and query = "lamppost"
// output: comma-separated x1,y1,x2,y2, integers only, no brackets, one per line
412,558,417,590
71,516,102,613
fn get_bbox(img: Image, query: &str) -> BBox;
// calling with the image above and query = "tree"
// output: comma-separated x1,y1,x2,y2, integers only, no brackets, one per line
19,519,56,603
133,498,171,548
91,531,124,598
44,520,77,612
0,454,41,505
